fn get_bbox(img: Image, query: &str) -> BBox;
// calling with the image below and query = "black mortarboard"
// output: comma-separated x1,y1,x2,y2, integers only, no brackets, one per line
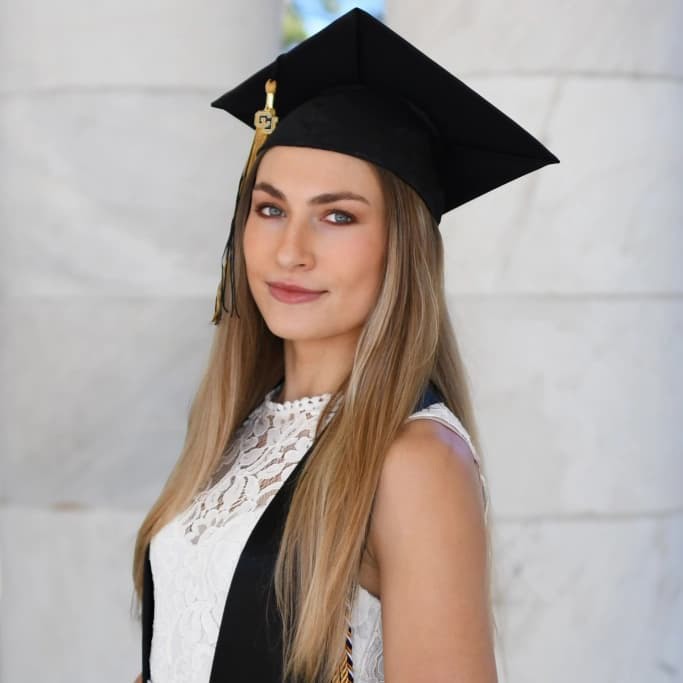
209,7,559,323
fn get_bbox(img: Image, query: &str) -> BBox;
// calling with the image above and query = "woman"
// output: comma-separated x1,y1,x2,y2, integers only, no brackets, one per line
132,8,558,683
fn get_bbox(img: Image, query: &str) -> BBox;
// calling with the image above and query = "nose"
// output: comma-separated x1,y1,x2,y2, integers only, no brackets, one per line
274,212,315,270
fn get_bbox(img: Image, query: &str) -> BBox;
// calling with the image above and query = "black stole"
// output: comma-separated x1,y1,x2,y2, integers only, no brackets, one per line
141,380,443,682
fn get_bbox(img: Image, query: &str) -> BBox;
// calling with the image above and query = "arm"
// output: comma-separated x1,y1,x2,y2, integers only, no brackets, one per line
368,419,497,683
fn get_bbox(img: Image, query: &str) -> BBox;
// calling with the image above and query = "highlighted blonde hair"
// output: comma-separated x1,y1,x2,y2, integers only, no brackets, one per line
132,147,495,682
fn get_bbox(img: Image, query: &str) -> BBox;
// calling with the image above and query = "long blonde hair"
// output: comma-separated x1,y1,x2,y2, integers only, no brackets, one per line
132,146,495,682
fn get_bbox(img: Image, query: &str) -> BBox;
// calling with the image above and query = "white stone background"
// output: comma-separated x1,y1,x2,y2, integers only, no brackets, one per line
0,1,681,681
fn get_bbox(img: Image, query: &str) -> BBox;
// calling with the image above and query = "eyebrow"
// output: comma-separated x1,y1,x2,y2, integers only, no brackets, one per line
253,181,370,206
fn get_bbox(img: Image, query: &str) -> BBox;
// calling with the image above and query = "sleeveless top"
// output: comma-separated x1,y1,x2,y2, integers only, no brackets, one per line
148,383,489,683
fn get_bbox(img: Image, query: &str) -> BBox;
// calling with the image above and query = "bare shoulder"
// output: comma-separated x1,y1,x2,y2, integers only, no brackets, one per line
368,418,486,547
367,418,497,682
392,416,481,487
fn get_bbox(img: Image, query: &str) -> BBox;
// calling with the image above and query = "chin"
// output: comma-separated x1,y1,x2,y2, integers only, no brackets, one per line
266,322,329,342
260,311,339,342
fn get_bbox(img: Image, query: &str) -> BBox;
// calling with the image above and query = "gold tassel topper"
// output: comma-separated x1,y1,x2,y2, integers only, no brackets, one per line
211,79,279,324
246,78,279,174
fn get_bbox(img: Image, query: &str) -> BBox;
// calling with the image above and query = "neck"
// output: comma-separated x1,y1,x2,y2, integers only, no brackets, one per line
277,328,360,401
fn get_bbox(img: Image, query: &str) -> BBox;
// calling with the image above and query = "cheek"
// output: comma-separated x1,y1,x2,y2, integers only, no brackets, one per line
242,220,268,301
242,218,255,263
243,218,266,273
327,230,385,301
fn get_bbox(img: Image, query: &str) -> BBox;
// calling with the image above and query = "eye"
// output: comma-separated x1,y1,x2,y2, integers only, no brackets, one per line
255,203,284,218
325,210,354,225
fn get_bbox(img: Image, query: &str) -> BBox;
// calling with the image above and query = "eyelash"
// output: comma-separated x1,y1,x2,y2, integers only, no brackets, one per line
254,203,355,225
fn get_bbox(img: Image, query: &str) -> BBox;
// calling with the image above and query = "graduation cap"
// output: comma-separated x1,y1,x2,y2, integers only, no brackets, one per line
209,7,559,323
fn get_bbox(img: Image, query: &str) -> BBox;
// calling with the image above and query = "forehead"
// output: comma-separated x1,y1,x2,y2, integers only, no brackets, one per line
256,145,381,195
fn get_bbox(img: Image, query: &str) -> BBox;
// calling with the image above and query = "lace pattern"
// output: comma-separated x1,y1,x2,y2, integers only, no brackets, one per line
149,388,486,683
149,387,332,683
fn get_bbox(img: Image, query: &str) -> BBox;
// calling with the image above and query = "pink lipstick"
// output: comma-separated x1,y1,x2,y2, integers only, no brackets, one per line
267,281,326,304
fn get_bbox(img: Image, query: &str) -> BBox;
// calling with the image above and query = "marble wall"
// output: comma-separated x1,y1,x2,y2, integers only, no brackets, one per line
1,1,680,682
0,1,282,680
384,1,682,681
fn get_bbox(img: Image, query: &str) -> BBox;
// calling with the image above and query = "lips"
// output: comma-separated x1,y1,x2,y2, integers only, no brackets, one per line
267,281,325,294
267,282,326,304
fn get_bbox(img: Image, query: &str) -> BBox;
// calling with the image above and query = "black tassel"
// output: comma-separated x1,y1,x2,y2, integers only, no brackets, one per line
211,191,241,324
211,77,279,325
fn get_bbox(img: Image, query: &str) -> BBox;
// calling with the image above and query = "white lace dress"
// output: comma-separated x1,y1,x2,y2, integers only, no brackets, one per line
149,385,488,683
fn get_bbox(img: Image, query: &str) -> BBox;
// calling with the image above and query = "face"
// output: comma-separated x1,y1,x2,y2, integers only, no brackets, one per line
243,145,387,345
